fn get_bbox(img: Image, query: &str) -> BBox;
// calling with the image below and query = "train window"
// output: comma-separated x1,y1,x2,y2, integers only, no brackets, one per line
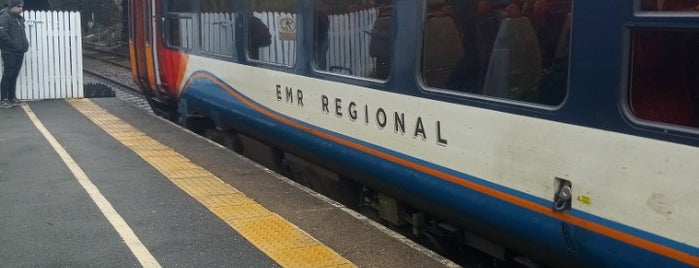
247,0,297,65
200,0,237,57
166,1,192,13
629,30,699,128
164,0,196,51
128,1,134,46
421,0,571,106
145,1,152,46
201,0,234,12
638,0,699,11
314,0,394,80
165,15,196,50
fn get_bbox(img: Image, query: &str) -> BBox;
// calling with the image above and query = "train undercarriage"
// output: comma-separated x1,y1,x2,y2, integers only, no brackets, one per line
147,96,542,268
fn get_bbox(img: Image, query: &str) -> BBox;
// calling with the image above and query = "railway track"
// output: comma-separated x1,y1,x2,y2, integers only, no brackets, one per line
82,44,151,112
83,46,132,70
83,42,130,58
83,67,136,92
83,46,139,93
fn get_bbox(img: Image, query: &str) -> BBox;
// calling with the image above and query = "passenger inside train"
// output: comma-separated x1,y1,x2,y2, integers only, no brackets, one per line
246,0,296,65
424,0,571,106
247,16,272,60
314,0,393,79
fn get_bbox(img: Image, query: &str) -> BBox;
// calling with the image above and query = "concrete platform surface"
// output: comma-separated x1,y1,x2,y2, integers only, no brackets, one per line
0,99,453,268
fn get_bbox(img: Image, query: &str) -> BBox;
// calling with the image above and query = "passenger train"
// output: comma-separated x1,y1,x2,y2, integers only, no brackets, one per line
127,0,699,267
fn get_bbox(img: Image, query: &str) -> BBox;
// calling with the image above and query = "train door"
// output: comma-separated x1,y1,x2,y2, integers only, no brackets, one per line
128,0,159,98
149,0,163,96
158,1,197,98
128,0,146,90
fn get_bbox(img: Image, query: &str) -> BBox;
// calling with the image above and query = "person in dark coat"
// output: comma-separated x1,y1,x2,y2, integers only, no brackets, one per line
247,16,271,60
0,0,29,108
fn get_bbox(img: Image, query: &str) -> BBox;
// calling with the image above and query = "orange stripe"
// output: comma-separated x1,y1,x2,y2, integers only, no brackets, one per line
183,72,699,266
145,44,157,91
129,42,138,82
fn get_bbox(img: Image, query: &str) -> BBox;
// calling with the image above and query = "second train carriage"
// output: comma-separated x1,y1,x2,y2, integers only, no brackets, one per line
128,0,699,266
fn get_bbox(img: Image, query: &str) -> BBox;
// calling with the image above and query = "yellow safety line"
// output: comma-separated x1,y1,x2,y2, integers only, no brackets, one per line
68,99,355,268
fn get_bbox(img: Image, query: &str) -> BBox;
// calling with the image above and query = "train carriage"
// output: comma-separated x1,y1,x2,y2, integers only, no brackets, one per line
128,0,699,267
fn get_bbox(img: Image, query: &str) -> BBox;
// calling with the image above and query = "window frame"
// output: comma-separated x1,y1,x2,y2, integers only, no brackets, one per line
416,0,573,110
162,0,197,52
622,1,699,133
163,13,197,52
635,0,699,15
310,0,395,83
244,1,299,68
198,0,238,59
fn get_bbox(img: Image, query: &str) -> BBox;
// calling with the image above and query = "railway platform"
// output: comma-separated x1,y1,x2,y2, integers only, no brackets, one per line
0,98,454,268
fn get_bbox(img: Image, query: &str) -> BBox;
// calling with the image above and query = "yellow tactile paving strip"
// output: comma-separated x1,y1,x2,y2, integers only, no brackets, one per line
68,99,355,268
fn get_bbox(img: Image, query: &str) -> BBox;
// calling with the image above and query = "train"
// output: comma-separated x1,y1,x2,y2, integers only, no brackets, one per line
127,0,699,267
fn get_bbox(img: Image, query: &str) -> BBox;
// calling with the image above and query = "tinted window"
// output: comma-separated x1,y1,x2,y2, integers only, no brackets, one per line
165,15,195,50
629,30,699,128
200,0,237,57
314,0,394,80
164,0,195,51
639,0,699,11
201,0,234,13
421,0,571,106
166,1,192,13
247,0,297,65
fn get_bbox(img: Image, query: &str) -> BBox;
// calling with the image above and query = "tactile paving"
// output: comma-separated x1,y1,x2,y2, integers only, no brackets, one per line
146,157,200,171
170,176,239,197
133,149,180,158
68,99,356,268
128,142,171,152
211,203,274,222
90,117,123,125
158,167,212,179
197,193,252,208
109,131,149,140
274,245,351,267
100,122,138,133
119,137,164,147
231,215,318,251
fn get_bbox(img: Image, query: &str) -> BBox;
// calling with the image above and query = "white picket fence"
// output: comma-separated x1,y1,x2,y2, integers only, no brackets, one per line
325,9,378,77
198,9,378,76
253,12,297,66
200,12,236,57
0,11,83,100
253,9,378,76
